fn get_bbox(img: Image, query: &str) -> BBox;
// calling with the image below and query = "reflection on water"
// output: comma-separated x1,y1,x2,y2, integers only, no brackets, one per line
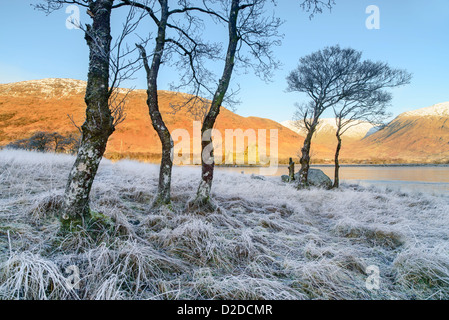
215,165,449,195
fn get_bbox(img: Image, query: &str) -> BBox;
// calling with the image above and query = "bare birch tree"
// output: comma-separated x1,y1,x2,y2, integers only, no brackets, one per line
183,0,337,210
113,0,220,208
186,0,282,211
287,45,411,188
36,0,143,230
332,91,409,188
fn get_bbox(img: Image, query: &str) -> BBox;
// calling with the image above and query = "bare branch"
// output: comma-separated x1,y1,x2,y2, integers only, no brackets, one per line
300,0,335,19
67,114,83,134
33,0,89,14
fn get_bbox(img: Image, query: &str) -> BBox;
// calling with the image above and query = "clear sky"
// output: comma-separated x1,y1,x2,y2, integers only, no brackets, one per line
0,0,448,122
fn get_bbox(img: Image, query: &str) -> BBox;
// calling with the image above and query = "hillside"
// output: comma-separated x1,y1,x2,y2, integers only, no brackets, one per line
0,78,308,164
281,119,376,144
351,102,449,163
281,103,449,164
1,79,449,164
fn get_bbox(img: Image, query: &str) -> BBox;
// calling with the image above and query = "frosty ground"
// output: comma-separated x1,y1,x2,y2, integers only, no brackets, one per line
1,150,449,300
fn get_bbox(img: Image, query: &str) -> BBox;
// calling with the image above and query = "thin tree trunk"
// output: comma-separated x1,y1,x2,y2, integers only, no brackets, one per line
189,0,240,211
288,157,295,181
137,0,173,207
195,117,218,210
297,124,316,188
61,0,114,229
333,132,342,189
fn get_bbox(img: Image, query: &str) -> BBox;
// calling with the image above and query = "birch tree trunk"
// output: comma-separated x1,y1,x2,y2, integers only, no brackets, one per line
333,131,342,189
288,157,295,181
61,0,115,229
297,125,316,188
189,0,240,211
137,0,173,207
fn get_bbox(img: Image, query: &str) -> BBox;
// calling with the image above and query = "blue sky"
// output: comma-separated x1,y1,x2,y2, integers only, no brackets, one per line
0,0,448,122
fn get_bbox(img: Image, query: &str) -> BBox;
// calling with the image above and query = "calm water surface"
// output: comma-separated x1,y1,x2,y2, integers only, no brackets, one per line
215,165,449,195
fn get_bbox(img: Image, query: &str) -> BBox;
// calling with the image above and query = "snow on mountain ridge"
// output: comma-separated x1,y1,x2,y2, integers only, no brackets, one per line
0,78,186,98
0,78,87,98
401,102,449,118
281,119,375,140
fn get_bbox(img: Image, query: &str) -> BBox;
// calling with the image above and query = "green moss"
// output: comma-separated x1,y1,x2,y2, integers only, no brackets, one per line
89,209,113,225
186,196,218,214
59,209,114,235
151,195,173,210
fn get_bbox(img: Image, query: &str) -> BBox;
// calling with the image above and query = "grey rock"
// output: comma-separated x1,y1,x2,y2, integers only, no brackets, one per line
295,169,333,189
251,173,266,181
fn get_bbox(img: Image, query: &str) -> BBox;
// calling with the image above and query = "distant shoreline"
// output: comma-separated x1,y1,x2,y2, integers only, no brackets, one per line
212,163,449,168
311,163,449,168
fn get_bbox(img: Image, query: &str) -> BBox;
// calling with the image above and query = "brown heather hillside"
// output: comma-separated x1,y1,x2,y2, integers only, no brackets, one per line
281,103,449,164
347,102,449,163
0,78,317,164
1,79,448,164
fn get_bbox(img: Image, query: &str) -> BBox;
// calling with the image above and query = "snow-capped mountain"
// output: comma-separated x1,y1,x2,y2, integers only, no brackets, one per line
401,102,449,118
276,102,449,163
356,101,449,162
1,78,448,163
281,118,376,142
0,78,86,98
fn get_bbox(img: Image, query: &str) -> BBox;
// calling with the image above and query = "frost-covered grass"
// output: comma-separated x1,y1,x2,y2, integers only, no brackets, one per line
1,149,449,300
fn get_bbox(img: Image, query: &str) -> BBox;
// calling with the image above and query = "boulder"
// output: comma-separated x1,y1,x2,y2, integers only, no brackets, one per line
294,169,333,189
251,173,266,181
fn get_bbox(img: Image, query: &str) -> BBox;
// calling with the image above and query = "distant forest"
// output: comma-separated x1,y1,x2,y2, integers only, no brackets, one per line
5,131,80,154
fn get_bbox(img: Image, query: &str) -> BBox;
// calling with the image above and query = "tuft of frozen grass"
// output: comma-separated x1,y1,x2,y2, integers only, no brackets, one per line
90,274,126,300
192,268,302,300
393,244,449,299
27,190,64,222
332,217,405,249
0,251,73,300
1,149,449,300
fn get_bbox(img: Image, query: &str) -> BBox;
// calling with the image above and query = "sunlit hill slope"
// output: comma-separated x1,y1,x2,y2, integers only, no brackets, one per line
351,102,449,163
1,79,448,164
0,78,309,164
